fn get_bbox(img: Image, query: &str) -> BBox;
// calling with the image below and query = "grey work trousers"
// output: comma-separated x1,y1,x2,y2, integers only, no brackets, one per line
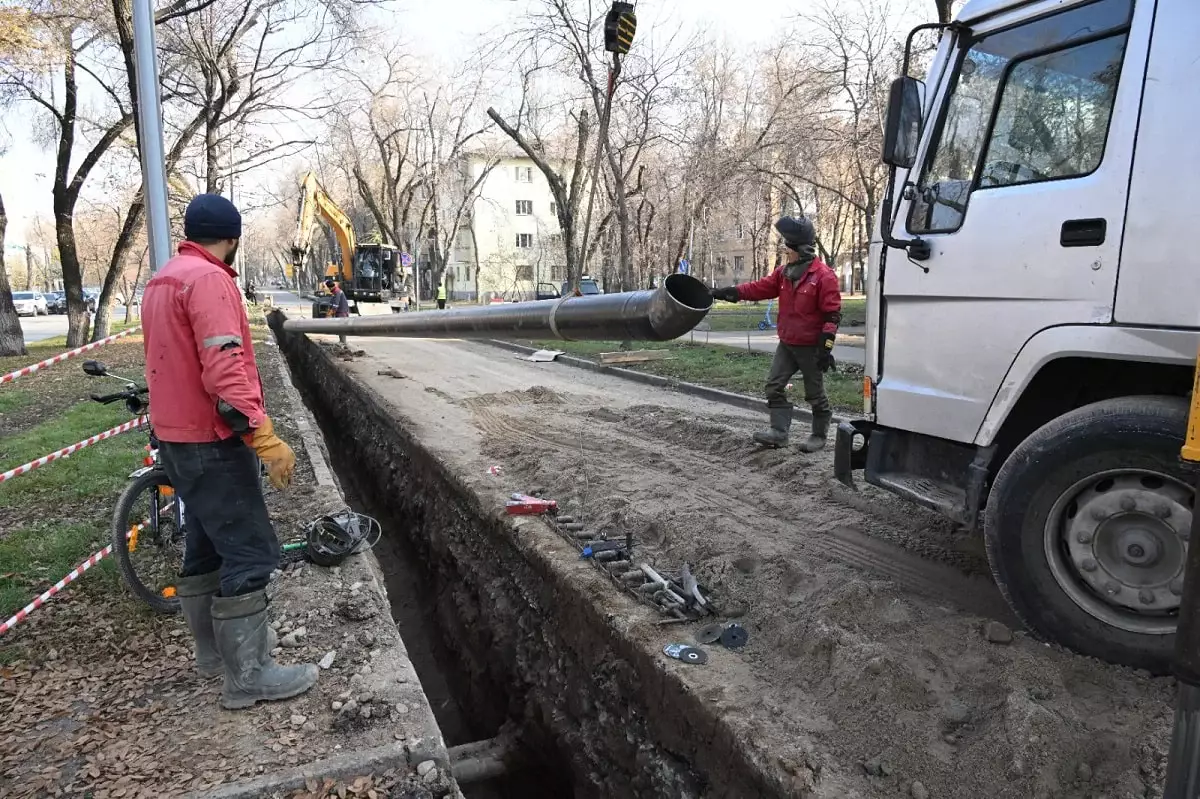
765,343,831,418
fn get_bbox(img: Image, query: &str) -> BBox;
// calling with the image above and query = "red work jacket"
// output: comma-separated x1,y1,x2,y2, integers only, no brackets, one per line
735,258,841,346
142,242,266,443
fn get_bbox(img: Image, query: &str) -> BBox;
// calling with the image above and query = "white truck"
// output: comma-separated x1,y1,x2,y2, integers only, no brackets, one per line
834,0,1198,672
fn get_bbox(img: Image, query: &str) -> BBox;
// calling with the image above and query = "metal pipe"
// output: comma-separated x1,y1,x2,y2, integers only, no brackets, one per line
131,0,171,272
447,738,511,785
280,274,713,342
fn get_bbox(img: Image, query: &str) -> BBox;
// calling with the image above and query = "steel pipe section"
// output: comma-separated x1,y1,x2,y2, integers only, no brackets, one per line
280,274,713,342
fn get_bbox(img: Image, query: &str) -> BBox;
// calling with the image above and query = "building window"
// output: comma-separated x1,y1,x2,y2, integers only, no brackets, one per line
464,267,471,282
515,166,533,183
549,202,557,216
516,264,533,281
733,255,745,273
516,233,533,248
515,200,533,216
735,222,744,239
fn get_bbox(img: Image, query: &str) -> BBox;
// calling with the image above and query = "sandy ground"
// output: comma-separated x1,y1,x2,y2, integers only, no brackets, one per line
337,335,1175,799
0,339,452,799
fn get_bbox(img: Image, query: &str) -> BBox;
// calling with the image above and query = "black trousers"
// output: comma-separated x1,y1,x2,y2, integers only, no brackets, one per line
160,437,279,597
437,299,446,310
765,343,831,418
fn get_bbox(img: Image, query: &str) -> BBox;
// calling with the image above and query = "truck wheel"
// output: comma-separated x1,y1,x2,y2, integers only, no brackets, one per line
984,395,1192,673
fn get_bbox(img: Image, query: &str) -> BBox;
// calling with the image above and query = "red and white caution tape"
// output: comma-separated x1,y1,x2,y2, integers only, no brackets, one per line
0,415,148,485
0,522,145,636
0,326,141,385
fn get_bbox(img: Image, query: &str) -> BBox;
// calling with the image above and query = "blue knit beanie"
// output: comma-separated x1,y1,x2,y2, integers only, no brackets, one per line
184,194,242,241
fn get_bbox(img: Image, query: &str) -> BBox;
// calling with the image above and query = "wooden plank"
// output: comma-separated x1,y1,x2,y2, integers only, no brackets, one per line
599,350,676,364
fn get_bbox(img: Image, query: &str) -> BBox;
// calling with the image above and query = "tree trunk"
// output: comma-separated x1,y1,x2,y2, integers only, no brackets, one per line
24,245,33,291
0,193,28,356
55,205,91,347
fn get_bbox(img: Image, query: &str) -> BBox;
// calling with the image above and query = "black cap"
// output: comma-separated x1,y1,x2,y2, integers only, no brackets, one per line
775,216,815,250
184,194,242,241
324,277,335,287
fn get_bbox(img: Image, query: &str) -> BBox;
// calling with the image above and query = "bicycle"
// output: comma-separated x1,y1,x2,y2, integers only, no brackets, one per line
83,360,358,613
84,359,184,614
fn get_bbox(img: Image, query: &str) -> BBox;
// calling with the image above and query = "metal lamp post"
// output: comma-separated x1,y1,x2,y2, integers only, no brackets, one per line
130,0,172,273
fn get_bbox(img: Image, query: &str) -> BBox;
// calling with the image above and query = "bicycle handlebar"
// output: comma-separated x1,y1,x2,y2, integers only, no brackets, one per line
90,386,149,405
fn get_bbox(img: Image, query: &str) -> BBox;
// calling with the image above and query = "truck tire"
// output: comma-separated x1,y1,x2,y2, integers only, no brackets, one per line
984,395,1192,673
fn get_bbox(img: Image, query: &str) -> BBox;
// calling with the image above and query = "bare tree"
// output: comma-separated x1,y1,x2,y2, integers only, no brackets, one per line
0,193,27,356
2,5,135,346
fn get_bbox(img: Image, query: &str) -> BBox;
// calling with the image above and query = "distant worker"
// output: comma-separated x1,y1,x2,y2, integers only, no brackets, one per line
142,193,318,709
710,216,841,452
324,277,350,345
436,281,447,310
245,281,257,305
323,277,350,318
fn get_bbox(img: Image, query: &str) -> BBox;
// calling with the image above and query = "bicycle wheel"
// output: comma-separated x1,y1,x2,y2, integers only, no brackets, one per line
111,469,184,614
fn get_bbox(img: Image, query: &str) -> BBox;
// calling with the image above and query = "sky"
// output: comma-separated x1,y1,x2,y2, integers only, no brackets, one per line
0,0,928,247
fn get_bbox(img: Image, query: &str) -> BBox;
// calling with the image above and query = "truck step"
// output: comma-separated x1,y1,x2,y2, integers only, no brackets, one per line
873,472,969,524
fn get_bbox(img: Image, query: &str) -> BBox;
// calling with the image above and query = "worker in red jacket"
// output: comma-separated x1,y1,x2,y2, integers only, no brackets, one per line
711,216,841,451
142,194,318,709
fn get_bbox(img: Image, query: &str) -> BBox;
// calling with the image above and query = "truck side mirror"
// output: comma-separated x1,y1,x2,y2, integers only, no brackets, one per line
882,76,923,169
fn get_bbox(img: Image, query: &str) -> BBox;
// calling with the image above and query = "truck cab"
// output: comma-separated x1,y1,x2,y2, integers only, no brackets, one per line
836,0,1199,672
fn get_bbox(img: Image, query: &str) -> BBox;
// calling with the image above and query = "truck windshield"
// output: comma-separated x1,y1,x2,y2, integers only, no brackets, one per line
908,0,1132,234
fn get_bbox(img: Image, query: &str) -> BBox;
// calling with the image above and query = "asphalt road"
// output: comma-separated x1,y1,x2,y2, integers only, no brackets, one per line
19,313,69,344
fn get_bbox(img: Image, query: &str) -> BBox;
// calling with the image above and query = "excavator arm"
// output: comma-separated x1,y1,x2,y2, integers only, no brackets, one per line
291,171,357,284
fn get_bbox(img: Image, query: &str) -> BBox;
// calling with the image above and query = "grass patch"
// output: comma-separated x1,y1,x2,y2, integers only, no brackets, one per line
526,339,862,411
0,521,122,623
0,335,150,623
0,399,145,511
0,389,32,416
705,296,865,332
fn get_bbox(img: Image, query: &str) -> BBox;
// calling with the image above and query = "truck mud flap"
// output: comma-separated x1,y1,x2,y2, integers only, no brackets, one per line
834,419,873,487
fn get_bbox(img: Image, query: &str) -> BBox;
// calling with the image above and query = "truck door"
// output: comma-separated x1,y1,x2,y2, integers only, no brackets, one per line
877,0,1149,444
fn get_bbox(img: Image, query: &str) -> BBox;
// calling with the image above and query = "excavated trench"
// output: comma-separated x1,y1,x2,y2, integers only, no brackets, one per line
271,319,784,799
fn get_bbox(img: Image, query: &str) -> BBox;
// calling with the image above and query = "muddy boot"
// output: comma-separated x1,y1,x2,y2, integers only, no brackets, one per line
753,406,793,448
177,571,223,678
798,412,832,453
212,591,318,710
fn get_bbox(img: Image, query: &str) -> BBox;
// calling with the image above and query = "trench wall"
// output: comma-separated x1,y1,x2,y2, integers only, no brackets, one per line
271,320,792,799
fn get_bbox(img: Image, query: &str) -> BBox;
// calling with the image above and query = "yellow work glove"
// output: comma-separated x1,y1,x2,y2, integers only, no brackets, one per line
246,416,296,490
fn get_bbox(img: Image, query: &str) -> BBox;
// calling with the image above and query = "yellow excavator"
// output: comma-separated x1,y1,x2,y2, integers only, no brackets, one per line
290,171,400,314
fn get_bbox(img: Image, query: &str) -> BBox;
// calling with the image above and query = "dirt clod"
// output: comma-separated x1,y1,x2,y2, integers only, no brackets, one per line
911,780,930,799
984,620,1014,644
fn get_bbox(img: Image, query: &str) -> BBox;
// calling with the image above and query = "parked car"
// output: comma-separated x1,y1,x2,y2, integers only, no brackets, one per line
12,291,48,316
44,291,66,314
82,289,100,313
536,276,603,301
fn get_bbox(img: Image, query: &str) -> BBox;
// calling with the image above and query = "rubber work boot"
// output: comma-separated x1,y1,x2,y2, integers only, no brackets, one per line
798,412,832,453
753,406,793,448
176,571,224,678
212,591,318,710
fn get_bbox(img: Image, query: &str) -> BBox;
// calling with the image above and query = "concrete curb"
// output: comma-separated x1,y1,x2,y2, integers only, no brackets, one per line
190,742,417,799
271,340,337,488
483,339,852,425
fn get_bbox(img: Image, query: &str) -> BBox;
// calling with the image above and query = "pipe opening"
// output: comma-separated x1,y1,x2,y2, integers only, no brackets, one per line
663,273,713,312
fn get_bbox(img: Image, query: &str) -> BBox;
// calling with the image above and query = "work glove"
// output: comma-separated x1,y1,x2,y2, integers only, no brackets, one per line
245,416,296,490
710,286,740,303
817,332,836,373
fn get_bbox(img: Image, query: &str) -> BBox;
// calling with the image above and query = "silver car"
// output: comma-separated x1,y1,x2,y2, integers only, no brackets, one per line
12,291,48,317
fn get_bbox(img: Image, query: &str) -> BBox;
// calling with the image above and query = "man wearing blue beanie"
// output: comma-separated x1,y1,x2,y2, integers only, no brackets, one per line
141,193,318,708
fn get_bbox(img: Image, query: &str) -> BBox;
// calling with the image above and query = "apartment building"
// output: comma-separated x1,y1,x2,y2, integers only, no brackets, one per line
442,152,567,302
